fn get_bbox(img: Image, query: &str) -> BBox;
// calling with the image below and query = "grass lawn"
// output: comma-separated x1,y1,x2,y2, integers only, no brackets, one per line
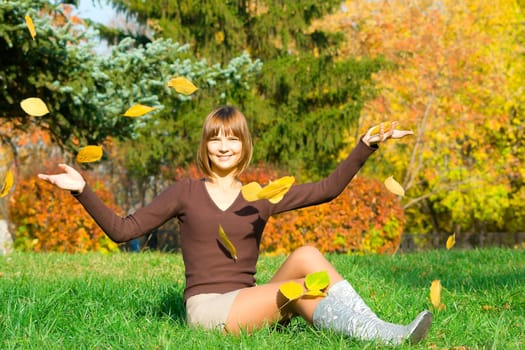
0,247,523,349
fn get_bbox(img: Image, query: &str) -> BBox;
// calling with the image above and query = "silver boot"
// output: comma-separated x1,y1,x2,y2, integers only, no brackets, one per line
312,280,432,345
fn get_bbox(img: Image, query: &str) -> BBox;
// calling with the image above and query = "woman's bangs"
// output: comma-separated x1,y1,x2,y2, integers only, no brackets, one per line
205,115,241,139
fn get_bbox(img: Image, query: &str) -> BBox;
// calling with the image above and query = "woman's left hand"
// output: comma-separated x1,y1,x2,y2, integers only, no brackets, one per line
362,121,414,147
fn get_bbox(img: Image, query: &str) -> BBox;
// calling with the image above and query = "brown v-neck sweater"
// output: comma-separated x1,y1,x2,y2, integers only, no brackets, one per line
74,140,376,301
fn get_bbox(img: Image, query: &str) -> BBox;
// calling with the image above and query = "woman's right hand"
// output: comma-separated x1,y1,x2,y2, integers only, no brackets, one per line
38,164,86,193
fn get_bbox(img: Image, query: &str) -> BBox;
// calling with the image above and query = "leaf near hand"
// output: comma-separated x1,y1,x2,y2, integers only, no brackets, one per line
0,170,14,198
76,145,103,163
384,175,405,196
279,281,304,301
218,224,238,262
122,104,157,117
305,270,330,292
369,122,394,136
168,77,198,95
20,97,49,117
446,233,456,250
25,15,36,40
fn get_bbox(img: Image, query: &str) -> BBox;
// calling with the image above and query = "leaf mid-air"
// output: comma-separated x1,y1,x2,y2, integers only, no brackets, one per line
76,145,103,163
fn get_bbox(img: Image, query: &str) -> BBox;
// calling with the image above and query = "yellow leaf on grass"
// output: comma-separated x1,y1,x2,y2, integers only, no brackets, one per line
0,170,14,198
25,15,36,40
218,224,237,262
168,77,198,95
305,270,330,292
76,145,103,163
20,97,49,117
446,233,456,250
384,175,405,196
240,182,262,202
279,281,304,301
430,279,445,310
122,104,157,117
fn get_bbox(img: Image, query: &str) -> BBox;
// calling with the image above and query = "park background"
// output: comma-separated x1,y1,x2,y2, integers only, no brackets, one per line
1,1,524,349
1,0,524,254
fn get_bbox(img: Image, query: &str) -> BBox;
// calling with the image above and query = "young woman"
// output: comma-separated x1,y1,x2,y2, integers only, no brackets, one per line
38,106,432,345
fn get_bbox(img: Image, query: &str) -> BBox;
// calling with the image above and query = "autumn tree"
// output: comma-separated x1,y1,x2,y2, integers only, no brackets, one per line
100,0,385,179
312,0,525,237
1,0,261,249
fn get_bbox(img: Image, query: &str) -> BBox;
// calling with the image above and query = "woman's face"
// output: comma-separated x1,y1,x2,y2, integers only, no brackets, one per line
206,129,243,175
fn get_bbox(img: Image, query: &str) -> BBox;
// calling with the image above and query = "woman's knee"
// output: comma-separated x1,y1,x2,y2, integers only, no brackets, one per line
291,245,323,261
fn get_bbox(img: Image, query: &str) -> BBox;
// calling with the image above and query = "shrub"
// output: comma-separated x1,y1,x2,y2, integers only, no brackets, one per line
239,164,406,255
9,169,121,253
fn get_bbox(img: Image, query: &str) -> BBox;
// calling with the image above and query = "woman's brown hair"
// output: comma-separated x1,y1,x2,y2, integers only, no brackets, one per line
197,106,253,178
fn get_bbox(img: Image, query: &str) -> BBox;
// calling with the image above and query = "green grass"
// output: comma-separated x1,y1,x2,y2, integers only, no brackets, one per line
1,248,523,349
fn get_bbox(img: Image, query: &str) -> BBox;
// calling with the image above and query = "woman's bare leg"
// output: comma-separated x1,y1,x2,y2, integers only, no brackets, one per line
225,246,344,333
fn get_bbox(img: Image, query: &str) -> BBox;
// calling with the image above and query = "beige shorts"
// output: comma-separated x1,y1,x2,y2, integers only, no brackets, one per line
186,290,240,330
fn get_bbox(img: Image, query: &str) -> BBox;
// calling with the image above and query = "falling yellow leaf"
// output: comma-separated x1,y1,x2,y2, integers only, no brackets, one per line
25,15,36,40
279,281,304,301
258,176,295,203
430,279,445,310
20,97,49,117
76,145,103,163
240,182,262,202
446,233,456,250
122,104,157,117
167,77,198,95
384,175,405,196
0,170,14,198
215,30,225,44
242,176,295,204
218,224,237,262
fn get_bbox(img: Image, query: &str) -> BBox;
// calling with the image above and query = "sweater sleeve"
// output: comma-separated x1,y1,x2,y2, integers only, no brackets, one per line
270,139,377,215
72,180,187,243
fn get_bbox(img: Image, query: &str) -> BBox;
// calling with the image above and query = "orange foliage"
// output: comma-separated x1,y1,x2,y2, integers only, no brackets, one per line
241,163,405,255
9,167,121,253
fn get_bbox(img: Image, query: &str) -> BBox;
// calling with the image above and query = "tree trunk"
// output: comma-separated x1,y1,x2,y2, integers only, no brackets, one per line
0,219,13,255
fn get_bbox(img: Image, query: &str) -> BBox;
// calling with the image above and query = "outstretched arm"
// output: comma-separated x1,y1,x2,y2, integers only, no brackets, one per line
38,164,182,243
270,121,413,214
